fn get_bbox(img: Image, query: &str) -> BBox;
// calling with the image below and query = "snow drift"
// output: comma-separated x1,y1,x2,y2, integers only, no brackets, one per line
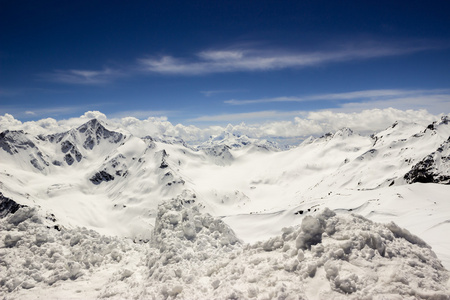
1,200,449,299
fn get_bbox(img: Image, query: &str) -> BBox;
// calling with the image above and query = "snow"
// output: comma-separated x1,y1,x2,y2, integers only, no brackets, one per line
1,116,450,298
1,201,449,299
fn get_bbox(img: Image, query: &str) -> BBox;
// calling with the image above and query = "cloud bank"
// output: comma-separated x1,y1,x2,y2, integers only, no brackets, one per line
0,109,441,145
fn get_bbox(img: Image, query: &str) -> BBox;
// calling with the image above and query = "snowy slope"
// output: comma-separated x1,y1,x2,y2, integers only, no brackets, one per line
1,116,450,298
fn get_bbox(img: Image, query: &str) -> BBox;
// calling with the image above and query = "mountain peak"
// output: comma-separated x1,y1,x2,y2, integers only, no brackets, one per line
204,131,250,149
333,127,354,138
76,118,104,133
0,130,36,155
74,119,125,150
424,115,450,133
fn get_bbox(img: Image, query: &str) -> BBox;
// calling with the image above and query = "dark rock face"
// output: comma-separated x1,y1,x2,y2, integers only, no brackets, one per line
404,157,437,183
0,192,26,218
63,146,83,165
62,143,83,164
404,137,450,184
424,116,450,133
0,130,36,154
65,153,75,165
77,119,124,150
156,149,169,169
0,130,50,170
41,119,124,163
52,160,62,166
404,160,450,184
90,171,115,185
61,140,74,153
28,149,50,171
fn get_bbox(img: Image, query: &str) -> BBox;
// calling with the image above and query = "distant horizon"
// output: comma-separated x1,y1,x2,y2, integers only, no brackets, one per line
1,1,449,126
1,109,447,146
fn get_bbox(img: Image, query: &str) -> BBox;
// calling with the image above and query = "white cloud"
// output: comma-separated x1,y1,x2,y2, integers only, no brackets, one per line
138,42,435,75
0,113,22,128
185,108,439,140
1,109,442,145
189,110,307,122
80,111,108,121
40,68,122,85
224,89,450,115
303,108,438,135
225,89,450,104
337,95,450,115
0,106,95,120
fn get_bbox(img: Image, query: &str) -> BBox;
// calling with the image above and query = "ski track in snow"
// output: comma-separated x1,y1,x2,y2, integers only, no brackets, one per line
1,116,450,298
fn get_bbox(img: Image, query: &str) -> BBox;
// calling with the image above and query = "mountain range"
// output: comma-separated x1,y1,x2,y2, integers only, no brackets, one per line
1,116,449,299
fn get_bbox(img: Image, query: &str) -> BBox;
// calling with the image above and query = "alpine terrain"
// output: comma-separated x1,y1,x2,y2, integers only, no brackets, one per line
1,115,450,299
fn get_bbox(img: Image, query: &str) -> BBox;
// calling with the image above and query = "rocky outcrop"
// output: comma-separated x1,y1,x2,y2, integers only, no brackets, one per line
78,119,124,150
90,171,115,185
0,192,26,218
404,137,450,184
0,130,36,155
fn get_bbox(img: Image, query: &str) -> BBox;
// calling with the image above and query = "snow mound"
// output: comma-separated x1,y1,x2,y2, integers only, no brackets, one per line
105,201,449,299
2,201,449,299
0,206,145,298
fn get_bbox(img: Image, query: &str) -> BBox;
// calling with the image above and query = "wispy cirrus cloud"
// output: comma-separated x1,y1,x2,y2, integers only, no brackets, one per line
225,89,450,105
200,89,245,97
107,110,176,119
37,39,443,84
138,41,437,75
40,68,123,85
223,89,450,115
0,101,114,120
0,106,88,119
338,94,450,115
22,106,88,116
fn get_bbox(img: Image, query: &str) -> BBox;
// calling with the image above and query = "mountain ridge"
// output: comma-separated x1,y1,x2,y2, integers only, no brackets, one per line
0,116,449,250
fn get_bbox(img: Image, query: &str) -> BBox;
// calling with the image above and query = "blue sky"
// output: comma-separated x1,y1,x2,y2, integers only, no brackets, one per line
1,0,450,126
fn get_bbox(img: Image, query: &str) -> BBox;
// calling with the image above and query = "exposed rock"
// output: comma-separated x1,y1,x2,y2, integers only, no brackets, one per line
404,137,450,184
90,171,115,185
0,130,36,155
65,153,75,165
156,149,169,168
78,119,124,150
0,192,26,218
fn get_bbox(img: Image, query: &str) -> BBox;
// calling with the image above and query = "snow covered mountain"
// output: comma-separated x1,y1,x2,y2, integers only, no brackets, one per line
200,131,283,151
1,116,450,298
